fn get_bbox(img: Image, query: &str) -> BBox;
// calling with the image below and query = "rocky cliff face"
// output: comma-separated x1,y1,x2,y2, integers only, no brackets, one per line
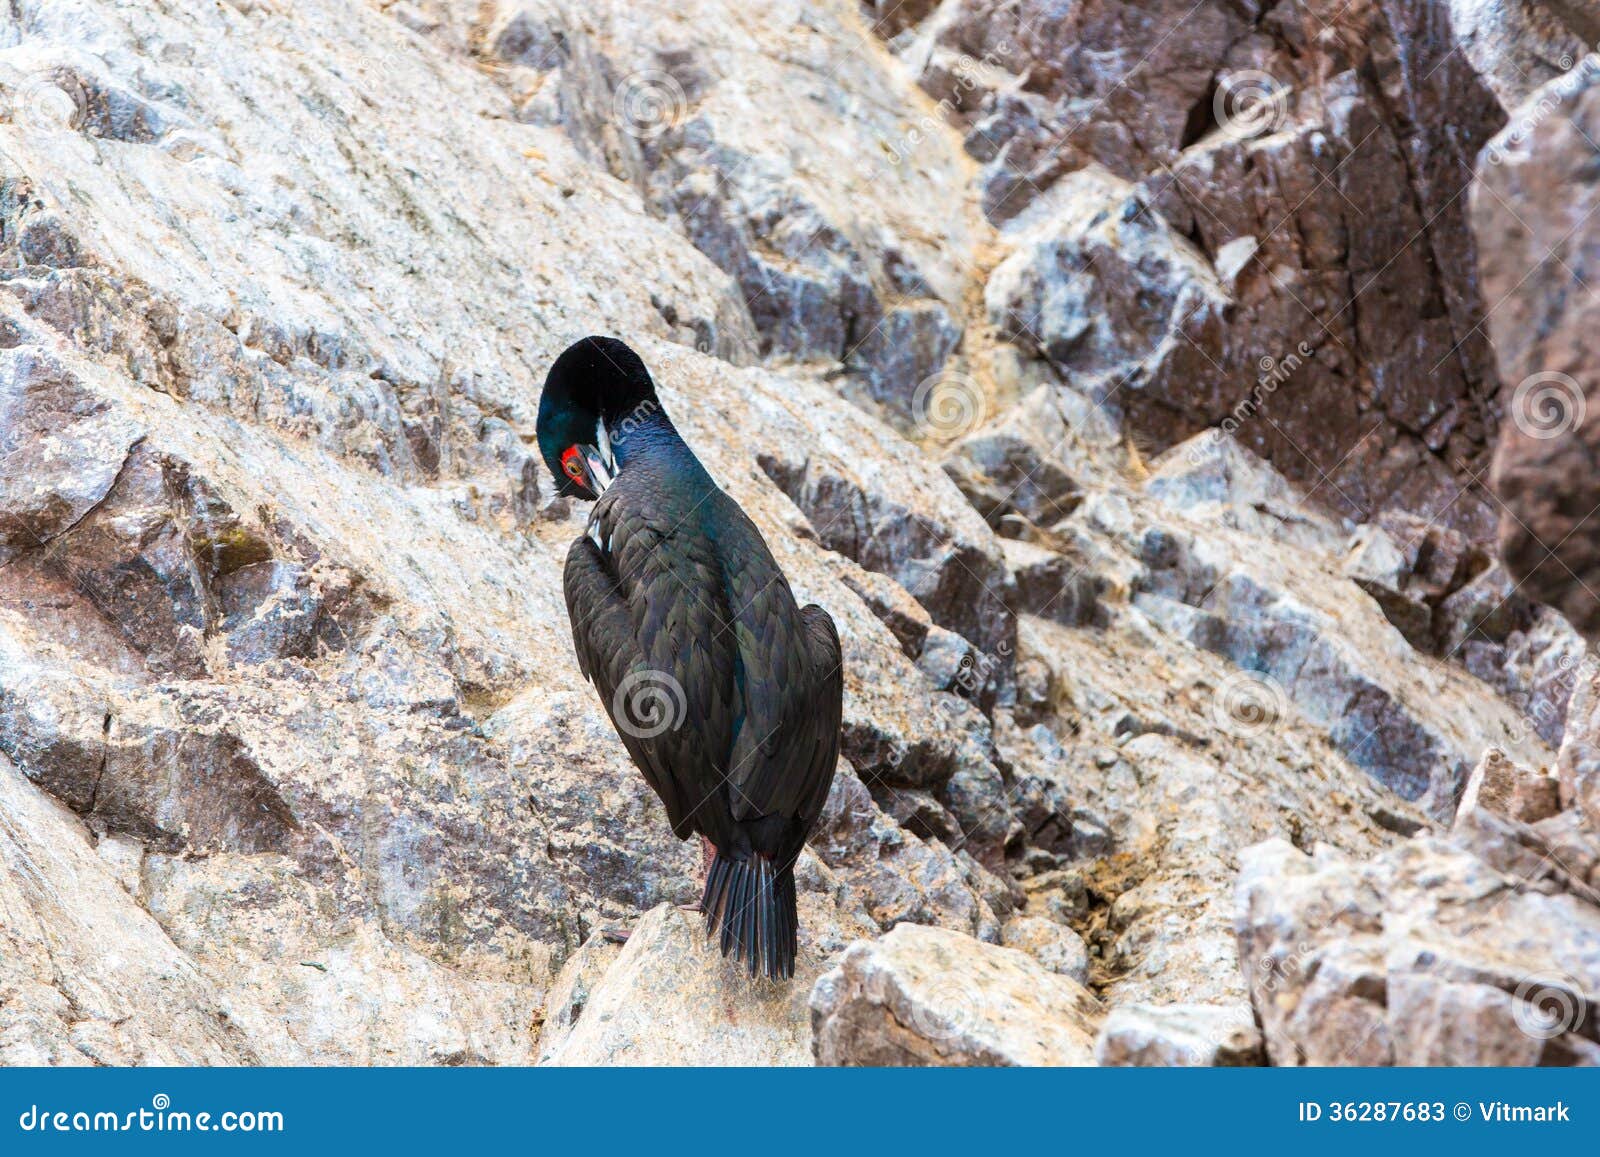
0,0,1595,1066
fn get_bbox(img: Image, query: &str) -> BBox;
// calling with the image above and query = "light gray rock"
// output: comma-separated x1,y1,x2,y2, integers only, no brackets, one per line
985,169,1229,409
1560,665,1600,829
810,923,1102,1066
1237,837,1600,1066
541,884,876,1066
1095,1003,1264,1067
515,0,978,405
1000,914,1089,985
0,753,272,1064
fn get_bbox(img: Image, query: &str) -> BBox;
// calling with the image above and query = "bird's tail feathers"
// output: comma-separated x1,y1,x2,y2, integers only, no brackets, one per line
701,852,797,981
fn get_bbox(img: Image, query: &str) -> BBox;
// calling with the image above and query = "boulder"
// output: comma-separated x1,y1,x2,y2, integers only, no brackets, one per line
810,924,1101,1066
540,885,877,1065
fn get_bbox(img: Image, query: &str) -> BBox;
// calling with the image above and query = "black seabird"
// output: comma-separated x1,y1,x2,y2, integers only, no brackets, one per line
536,336,843,980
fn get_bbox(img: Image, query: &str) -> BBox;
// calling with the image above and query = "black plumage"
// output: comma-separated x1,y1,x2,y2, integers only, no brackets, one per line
537,336,843,980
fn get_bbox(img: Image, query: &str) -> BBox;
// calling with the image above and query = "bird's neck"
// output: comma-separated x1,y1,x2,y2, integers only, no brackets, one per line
609,406,696,472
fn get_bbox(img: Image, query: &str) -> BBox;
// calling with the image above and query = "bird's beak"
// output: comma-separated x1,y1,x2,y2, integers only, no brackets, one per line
579,443,614,495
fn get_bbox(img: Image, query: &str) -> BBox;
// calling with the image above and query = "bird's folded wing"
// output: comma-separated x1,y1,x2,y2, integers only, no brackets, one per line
722,534,844,827
563,500,739,839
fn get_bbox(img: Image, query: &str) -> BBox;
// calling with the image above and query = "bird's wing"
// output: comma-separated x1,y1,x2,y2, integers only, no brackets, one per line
720,507,844,837
792,603,844,834
563,491,740,841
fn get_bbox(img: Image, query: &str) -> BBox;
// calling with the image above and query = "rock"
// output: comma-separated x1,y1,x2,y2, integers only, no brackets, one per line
1004,538,1108,629
810,765,999,942
999,914,1089,985
810,924,1101,1066
836,566,933,659
1456,748,1562,827
755,404,1017,679
1342,512,1531,655
475,1,566,70
1135,437,1550,816
1450,0,1592,109
537,0,976,402
1558,665,1600,829
0,346,144,567
0,753,271,1064
892,0,1511,535
1237,838,1600,1066
1147,433,1344,556
1095,1003,1264,1067
1343,524,1436,648
540,895,873,1065
942,386,1084,533
915,626,979,693
985,169,1229,410
1476,63,1600,639
533,933,622,1065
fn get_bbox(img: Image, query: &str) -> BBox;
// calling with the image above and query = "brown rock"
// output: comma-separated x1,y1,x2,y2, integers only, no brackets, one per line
1456,748,1562,826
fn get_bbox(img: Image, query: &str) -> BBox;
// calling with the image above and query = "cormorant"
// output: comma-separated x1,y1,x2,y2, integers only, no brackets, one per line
536,336,843,980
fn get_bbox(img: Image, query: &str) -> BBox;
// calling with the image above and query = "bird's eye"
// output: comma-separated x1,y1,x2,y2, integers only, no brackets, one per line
561,445,585,479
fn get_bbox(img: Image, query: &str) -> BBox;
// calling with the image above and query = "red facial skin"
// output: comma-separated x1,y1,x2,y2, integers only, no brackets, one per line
560,444,585,485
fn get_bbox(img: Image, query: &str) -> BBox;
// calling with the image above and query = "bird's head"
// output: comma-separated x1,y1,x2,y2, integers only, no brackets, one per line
536,336,660,500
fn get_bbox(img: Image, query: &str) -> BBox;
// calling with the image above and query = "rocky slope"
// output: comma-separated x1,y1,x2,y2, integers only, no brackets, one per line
0,0,1595,1065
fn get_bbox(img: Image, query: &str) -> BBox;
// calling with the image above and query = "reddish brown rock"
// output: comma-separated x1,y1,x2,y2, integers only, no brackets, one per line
895,0,1510,536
